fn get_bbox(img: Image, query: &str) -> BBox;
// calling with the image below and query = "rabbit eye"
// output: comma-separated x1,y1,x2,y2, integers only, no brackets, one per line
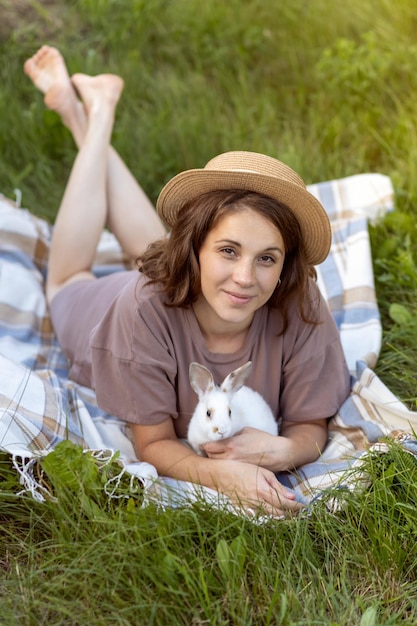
206,410,212,418
228,408,232,418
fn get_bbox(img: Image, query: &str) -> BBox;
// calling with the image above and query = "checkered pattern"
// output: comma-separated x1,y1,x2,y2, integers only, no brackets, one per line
1,173,416,507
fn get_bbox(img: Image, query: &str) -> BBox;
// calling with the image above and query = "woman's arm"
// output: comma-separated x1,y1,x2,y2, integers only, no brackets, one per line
203,418,328,472
130,419,304,516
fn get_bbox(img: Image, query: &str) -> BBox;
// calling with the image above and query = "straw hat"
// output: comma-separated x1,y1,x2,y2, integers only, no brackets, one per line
156,151,331,265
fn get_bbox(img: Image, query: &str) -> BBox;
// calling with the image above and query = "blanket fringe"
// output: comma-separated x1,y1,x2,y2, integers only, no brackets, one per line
13,454,55,503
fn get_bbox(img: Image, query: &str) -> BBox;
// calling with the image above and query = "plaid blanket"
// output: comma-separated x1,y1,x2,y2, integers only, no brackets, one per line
1,172,417,510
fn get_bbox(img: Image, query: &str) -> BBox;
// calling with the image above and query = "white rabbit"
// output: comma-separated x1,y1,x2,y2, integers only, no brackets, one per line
187,361,278,455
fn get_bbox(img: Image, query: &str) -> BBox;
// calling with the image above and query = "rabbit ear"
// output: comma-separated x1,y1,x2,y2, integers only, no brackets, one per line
189,362,216,398
221,361,252,393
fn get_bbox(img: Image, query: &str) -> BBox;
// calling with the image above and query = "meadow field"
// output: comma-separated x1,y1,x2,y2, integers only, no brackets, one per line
1,0,417,623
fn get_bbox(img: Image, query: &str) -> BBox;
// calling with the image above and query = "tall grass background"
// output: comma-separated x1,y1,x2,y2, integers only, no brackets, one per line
1,0,417,623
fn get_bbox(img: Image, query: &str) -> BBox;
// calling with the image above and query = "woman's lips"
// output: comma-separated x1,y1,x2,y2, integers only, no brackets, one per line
224,290,255,305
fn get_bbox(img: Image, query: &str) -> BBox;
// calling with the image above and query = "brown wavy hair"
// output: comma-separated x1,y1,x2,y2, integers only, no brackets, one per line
137,189,320,332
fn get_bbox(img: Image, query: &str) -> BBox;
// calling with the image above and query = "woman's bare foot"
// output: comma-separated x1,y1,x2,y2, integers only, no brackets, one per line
71,73,124,118
24,46,69,97
24,46,123,145
24,45,87,144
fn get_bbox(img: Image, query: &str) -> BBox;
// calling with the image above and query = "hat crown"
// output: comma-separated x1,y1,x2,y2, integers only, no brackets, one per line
204,151,306,189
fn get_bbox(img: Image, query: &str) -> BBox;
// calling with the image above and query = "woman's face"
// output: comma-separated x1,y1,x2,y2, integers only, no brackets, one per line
194,207,285,337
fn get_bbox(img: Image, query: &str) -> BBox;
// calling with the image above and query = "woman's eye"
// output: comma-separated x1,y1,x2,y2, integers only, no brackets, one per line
220,247,236,256
259,255,275,264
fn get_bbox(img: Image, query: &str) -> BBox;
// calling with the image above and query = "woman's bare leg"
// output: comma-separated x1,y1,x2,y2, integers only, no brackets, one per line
23,46,166,261
45,73,124,302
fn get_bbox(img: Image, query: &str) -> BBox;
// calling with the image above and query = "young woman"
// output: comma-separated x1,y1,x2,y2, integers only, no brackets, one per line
24,46,350,516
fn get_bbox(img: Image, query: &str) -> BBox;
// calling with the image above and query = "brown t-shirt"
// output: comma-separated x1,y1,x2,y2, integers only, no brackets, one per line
50,271,350,438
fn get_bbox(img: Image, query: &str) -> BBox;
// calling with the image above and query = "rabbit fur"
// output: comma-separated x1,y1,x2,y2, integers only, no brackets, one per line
187,361,278,455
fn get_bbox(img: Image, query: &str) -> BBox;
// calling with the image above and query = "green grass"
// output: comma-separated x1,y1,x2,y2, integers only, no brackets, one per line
1,0,417,623
2,442,417,624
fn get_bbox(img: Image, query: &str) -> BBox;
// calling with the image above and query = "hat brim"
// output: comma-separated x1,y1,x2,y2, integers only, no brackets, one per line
156,169,331,266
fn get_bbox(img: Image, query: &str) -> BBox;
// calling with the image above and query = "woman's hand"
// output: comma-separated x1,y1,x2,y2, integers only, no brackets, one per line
203,427,285,470
212,459,302,517
203,420,328,472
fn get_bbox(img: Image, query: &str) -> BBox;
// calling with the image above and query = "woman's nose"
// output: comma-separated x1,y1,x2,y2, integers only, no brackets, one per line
232,259,255,285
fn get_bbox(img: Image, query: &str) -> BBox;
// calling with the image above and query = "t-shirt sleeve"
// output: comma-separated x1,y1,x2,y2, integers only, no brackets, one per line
89,281,178,425
279,291,351,423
